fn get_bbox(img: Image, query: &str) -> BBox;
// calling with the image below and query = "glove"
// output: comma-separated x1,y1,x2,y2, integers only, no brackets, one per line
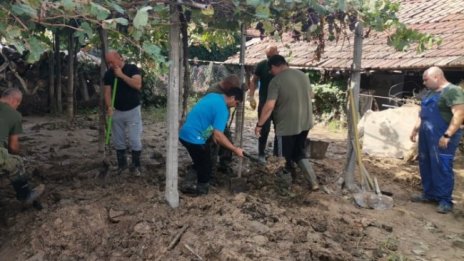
248,96,257,110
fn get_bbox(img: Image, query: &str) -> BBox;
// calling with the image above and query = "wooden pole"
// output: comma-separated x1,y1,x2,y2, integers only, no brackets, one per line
343,22,363,191
234,22,246,178
165,3,180,208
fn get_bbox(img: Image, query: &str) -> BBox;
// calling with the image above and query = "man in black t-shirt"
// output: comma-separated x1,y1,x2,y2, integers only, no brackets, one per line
103,51,143,175
248,45,279,163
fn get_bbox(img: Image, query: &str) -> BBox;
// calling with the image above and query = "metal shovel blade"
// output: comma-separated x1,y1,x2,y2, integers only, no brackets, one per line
353,191,394,210
229,177,249,193
229,157,249,193
243,152,261,163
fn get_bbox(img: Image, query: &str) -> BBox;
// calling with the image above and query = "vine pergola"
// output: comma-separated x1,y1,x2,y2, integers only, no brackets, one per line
0,0,439,207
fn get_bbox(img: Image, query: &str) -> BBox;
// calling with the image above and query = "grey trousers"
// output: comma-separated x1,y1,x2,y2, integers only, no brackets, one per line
112,105,143,151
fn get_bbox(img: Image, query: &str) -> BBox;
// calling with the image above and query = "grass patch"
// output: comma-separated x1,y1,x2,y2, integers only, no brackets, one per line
143,106,167,123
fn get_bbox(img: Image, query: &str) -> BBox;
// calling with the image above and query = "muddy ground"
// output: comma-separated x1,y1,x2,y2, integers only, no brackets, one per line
1,112,464,261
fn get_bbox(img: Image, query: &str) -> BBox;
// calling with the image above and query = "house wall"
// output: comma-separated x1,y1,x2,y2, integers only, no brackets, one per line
363,72,405,110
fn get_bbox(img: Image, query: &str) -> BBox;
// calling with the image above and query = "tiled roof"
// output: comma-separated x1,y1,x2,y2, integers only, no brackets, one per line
225,0,464,70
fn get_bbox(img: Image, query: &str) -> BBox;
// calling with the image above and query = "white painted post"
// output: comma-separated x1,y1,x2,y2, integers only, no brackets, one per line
165,3,181,208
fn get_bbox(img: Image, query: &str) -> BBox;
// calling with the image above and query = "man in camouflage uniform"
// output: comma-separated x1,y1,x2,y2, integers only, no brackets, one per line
0,88,44,206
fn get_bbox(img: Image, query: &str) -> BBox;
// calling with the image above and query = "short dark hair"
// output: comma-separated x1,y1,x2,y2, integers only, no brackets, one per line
222,74,240,89
224,87,244,102
267,55,287,67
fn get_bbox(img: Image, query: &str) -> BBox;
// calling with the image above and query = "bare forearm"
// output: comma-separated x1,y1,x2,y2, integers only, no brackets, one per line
444,105,464,136
8,135,20,154
120,74,142,90
257,101,274,126
249,75,258,96
104,86,112,108
445,111,464,136
213,130,236,151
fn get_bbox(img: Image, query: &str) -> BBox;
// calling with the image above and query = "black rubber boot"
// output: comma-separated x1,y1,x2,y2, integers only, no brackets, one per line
185,166,197,184
11,177,45,205
116,149,128,174
130,150,142,176
180,182,209,196
131,150,141,168
196,182,209,195
11,176,30,201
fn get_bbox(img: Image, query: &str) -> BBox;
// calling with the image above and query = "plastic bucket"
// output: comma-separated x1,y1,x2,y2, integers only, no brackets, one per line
306,139,329,159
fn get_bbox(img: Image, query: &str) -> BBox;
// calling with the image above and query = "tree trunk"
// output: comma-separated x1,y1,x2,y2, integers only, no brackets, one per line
55,30,62,113
165,3,181,208
342,22,363,191
234,23,247,146
79,71,90,102
66,30,75,121
234,23,247,177
98,27,109,153
73,37,80,113
179,6,190,123
48,48,56,113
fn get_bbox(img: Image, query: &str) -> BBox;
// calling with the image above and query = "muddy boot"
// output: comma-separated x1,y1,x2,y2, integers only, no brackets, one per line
116,149,128,175
130,150,142,176
185,167,197,184
11,177,45,205
286,162,297,180
275,169,293,195
197,182,209,195
297,159,319,191
180,182,209,196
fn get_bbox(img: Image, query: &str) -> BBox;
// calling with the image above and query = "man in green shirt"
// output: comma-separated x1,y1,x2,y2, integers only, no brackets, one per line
254,55,319,191
409,66,464,214
0,88,44,207
248,45,279,163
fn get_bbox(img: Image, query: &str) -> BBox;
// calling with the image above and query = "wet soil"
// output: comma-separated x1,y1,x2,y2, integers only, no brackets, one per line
1,113,463,261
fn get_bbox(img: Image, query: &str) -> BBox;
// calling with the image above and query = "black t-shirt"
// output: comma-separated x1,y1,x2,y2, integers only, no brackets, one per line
103,64,141,111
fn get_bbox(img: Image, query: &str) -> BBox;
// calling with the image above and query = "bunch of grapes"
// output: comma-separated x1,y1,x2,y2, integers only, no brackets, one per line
348,14,357,31
307,8,320,25
184,10,192,23
326,13,335,35
291,29,301,41
255,22,265,39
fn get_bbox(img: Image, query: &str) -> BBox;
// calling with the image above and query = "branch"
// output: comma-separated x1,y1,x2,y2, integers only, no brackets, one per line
0,5,28,30
13,69,29,95
167,224,189,250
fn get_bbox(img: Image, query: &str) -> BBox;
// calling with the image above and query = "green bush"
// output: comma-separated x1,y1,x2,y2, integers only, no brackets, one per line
312,81,347,124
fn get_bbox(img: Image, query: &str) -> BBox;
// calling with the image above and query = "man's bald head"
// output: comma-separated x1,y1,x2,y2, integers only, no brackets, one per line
423,66,449,90
0,88,23,109
265,45,278,58
424,66,444,79
105,50,124,69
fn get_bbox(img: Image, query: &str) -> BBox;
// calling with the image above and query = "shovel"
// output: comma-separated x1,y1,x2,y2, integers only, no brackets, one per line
229,152,263,193
229,153,250,193
347,87,393,210
353,178,394,210
98,78,118,180
243,152,261,163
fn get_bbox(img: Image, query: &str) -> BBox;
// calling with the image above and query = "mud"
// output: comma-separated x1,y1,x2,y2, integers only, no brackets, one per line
1,114,464,260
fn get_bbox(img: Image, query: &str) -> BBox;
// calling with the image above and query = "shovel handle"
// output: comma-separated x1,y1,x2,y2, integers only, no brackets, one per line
243,152,261,163
105,78,118,145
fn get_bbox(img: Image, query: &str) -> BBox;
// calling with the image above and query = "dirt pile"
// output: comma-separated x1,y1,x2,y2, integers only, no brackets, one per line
1,115,463,260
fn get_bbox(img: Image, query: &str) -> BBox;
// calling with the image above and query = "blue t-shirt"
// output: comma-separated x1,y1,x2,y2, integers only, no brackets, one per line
179,93,229,144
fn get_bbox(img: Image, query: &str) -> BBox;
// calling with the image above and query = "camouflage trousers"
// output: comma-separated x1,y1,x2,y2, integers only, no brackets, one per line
0,147,25,180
